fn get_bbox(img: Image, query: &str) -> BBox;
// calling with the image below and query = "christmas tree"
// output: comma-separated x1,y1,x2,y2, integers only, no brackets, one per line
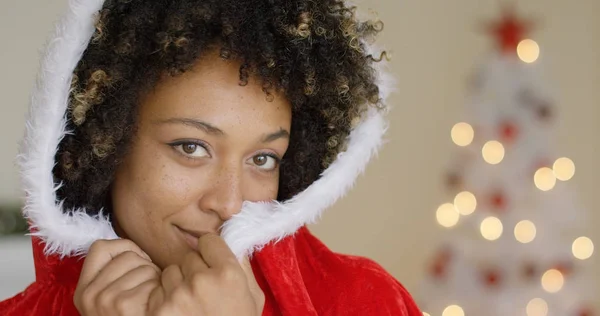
418,5,596,316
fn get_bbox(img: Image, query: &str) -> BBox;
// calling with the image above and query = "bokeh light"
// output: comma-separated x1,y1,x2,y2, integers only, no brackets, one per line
526,298,548,316
541,269,564,293
481,216,503,241
572,237,594,260
482,141,505,164
437,203,460,228
451,122,475,147
517,39,540,63
442,305,465,316
534,167,556,191
454,191,477,215
514,220,537,244
553,157,575,181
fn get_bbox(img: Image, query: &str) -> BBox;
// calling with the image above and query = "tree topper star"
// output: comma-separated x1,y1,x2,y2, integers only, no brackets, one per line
485,2,536,54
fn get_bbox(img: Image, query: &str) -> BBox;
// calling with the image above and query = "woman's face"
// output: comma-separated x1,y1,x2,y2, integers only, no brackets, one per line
110,52,292,268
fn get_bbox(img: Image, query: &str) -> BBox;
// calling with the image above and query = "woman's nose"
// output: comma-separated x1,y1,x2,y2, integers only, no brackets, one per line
198,164,244,221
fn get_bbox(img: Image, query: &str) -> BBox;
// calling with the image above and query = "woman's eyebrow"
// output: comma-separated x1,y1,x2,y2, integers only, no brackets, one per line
154,118,225,136
262,129,290,143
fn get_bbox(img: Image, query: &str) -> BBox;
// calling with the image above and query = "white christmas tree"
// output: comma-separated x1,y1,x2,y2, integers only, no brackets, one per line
418,6,596,316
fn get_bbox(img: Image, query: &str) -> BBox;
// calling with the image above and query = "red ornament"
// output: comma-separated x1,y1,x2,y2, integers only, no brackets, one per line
522,262,537,280
430,247,453,279
578,307,594,316
489,191,507,212
499,120,519,143
431,261,446,279
482,268,502,287
485,3,535,54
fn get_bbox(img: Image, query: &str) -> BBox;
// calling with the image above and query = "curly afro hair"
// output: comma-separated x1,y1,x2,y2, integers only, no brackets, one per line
53,0,388,214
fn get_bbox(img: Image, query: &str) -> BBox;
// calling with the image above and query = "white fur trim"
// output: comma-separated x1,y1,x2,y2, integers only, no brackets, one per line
19,0,118,258
19,0,394,259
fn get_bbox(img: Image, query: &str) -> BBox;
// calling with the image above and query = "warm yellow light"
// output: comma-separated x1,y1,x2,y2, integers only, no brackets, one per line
534,167,556,191
572,236,594,260
482,140,505,164
553,157,575,181
436,203,460,228
517,39,540,63
422,313,431,316
480,216,503,241
451,122,474,147
541,269,564,293
514,220,537,243
526,298,548,316
442,305,465,316
454,191,477,215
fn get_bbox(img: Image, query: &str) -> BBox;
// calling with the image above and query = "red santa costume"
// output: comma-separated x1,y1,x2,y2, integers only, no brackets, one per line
0,0,422,315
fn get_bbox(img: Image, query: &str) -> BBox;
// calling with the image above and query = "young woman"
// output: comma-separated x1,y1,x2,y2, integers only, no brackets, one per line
0,0,421,315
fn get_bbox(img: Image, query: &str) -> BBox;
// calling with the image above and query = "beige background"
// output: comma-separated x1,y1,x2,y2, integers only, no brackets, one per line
1,0,598,309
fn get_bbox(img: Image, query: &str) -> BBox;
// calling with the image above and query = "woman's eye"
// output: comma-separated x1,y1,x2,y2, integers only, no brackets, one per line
251,154,279,171
173,143,209,158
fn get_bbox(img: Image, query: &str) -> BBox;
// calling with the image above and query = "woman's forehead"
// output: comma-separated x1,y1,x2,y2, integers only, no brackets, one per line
139,52,292,132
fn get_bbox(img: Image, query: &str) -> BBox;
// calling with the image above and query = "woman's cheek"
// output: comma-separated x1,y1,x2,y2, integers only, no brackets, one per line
244,172,280,201
150,163,200,210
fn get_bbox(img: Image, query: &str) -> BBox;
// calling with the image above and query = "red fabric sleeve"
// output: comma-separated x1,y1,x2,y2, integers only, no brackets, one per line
0,281,79,316
294,227,423,316
321,260,423,316
254,227,423,316
0,237,82,316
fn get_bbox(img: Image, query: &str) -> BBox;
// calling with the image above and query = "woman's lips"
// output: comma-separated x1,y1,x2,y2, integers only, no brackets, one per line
176,226,210,251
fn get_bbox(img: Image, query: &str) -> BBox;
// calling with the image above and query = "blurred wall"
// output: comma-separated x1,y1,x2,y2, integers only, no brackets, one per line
0,0,598,308
0,0,69,201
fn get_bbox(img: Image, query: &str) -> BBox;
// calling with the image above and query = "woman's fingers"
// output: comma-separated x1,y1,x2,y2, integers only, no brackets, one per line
146,234,265,316
147,282,166,314
89,250,159,295
161,264,184,296
74,239,158,316
100,263,160,296
196,233,238,268
108,272,161,314
180,250,209,282
78,239,151,290
128,279,161,310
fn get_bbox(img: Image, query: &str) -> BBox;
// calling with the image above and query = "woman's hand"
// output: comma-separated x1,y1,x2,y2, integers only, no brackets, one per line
74,239,161,316
148,233,265,316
